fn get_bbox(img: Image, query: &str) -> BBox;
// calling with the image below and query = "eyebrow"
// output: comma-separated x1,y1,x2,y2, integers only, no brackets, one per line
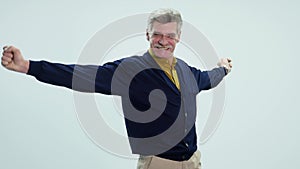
152,31,177,35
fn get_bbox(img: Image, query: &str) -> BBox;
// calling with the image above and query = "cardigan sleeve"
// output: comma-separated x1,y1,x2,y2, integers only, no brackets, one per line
189,66,227,91
27,59,123,95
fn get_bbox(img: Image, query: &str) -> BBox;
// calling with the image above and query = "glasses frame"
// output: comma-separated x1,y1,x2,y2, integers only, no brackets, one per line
149,32,179,42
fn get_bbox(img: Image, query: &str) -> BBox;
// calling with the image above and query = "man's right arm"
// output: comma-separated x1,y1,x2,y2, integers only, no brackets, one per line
1,46,121,95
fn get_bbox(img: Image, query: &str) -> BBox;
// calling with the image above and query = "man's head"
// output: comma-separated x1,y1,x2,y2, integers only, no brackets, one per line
146,9,182,59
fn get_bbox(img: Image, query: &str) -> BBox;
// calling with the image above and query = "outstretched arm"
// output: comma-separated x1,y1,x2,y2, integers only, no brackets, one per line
191,58,233,91
1,46,122,95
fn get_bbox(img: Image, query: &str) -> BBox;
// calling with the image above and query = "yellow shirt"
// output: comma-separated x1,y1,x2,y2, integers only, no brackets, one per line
149,49,180,90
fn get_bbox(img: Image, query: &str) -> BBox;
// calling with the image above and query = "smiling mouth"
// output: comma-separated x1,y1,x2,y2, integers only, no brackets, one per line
154,45,171,50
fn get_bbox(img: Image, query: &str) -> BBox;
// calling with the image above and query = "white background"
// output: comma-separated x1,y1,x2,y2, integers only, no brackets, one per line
0,0,299,169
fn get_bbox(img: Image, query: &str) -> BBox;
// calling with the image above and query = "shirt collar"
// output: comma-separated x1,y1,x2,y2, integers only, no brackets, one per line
148,48,177,69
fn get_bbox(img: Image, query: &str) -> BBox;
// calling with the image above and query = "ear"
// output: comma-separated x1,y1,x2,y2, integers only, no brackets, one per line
146,31,150,41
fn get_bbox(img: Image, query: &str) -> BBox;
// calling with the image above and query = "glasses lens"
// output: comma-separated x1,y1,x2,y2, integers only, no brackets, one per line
151,32,177,41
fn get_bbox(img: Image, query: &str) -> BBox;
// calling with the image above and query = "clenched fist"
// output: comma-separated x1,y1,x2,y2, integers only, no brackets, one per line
217,58,232,74
1,46,29,73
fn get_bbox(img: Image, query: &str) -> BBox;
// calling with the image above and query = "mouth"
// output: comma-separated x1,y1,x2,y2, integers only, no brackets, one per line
154,45,172,51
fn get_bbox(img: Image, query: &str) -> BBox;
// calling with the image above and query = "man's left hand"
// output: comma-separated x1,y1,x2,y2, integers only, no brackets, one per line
218,58,232,74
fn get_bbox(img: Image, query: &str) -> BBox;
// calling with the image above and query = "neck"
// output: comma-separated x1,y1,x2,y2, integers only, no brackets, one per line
167,56,174,66
149,48,174,66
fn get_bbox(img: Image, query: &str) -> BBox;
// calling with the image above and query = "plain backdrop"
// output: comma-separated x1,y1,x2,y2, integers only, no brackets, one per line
1,0,299,169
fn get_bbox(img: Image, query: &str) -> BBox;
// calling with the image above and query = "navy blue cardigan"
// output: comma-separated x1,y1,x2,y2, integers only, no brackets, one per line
27,51,226,161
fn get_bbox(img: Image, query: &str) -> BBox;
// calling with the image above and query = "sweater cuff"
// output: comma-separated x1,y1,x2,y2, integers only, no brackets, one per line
222,66,228,75
218,66,228,75
26,60,42,76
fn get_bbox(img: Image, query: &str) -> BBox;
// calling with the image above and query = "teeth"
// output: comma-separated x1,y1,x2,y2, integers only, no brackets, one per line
156,46,169,50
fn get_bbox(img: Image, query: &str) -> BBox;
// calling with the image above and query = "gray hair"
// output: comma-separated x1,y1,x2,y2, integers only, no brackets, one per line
147,8,183,33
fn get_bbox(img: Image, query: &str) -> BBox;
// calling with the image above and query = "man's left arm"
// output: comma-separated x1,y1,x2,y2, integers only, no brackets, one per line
191,58,232,91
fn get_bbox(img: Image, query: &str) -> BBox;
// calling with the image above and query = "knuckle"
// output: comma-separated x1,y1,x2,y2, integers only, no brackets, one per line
2,56,11,62
2,46,8,51
1,60,7,66
2,57,7,62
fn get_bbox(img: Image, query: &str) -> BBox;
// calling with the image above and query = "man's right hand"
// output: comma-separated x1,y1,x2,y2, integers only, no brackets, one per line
1,46,29,73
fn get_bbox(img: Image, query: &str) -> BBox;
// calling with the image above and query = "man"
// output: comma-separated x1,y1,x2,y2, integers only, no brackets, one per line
1,8,232,169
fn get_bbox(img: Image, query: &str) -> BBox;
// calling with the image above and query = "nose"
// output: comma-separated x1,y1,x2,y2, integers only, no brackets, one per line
158,36,168,45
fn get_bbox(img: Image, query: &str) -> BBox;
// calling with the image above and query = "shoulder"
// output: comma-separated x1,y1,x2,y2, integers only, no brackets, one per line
175,58,197,70
121,52,159,69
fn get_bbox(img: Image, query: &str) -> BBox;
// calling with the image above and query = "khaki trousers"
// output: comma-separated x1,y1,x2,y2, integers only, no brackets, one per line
137,151,201,169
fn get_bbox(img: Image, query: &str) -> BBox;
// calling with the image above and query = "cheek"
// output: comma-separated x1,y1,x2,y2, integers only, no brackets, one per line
169,42,177,49
150,39,159,44
170,41,176,46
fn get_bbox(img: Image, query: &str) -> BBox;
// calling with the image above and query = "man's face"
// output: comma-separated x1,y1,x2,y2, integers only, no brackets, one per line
147,21,180,59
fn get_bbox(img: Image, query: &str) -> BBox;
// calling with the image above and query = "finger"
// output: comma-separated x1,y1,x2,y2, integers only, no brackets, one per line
3,45,12,52
227,58,232,62
2,55,12,62
7,46,20,55
2,52,13,58
4,46,13,52
1,60,9,66
3,45,9,51
3,46,16,53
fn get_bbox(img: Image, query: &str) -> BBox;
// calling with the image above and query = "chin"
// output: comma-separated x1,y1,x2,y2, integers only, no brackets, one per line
152,48,173,59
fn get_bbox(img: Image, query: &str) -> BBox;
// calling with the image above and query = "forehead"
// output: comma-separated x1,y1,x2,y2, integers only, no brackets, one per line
151,21,178,34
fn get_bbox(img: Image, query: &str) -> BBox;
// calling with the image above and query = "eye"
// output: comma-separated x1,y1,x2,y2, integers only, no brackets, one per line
152,32,162,38
150,32,177,40
165,34,176,40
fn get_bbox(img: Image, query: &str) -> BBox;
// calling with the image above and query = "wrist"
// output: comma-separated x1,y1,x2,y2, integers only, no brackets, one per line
221,64,230,75
20,60,30,74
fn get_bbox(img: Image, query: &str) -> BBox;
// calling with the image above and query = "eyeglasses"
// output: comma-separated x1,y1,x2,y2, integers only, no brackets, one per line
149,32,178,41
